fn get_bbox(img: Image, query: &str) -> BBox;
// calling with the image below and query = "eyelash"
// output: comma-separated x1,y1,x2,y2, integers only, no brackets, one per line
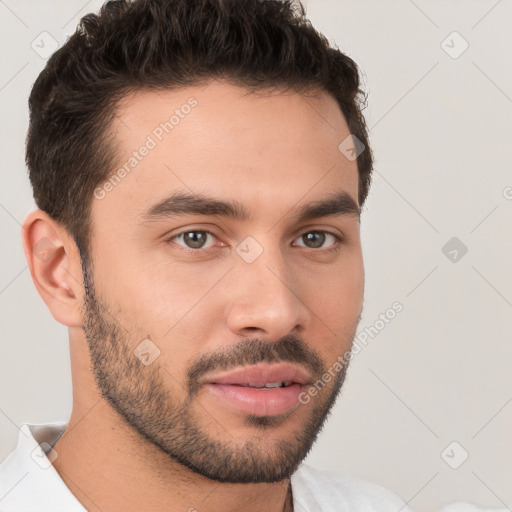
165,229,344,255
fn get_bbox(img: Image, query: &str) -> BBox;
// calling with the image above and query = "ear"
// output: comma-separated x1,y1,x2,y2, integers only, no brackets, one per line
21,209,85,327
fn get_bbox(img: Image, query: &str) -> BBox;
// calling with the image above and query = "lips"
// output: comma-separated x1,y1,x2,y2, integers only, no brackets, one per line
201,363,312,416
202,362,310,387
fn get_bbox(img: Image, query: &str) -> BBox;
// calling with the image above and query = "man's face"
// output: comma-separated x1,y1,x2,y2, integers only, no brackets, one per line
81,81,364,483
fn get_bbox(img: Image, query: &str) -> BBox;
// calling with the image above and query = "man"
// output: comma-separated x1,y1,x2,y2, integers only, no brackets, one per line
0,0,411,510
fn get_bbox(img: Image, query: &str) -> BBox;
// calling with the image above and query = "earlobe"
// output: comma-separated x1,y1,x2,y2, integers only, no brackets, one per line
21,209,84,328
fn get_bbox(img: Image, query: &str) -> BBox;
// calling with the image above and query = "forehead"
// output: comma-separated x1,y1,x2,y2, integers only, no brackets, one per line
94,80,359,228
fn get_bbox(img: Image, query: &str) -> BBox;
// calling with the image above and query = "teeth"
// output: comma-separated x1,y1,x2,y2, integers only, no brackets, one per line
239,381,290,388
265,381,284,388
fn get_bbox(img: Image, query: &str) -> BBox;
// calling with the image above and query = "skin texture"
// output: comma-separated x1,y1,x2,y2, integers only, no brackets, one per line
22,80,364,512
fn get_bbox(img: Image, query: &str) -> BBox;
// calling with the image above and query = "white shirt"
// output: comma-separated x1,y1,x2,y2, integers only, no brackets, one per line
0,423,412,512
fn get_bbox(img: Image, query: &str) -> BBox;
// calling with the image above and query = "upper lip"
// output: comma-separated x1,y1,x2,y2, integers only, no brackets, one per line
202,363,311,386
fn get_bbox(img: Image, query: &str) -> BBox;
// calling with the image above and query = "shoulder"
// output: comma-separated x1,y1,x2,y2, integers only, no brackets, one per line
291,463,412,512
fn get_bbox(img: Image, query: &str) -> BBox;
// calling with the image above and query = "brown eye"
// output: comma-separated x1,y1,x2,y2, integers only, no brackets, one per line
294,231,341,250
167,230,216,250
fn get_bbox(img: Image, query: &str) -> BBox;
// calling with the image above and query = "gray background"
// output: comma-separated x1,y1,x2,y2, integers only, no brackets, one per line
1,1,511,511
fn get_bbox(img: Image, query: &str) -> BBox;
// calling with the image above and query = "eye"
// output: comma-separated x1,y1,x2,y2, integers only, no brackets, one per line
293,230,343,251
166,230,218,251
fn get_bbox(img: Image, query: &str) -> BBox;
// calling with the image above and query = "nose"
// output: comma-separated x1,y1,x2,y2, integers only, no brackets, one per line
226,242,311,341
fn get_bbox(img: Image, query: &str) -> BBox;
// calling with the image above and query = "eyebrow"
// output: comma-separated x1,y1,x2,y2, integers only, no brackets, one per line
138,190,360,225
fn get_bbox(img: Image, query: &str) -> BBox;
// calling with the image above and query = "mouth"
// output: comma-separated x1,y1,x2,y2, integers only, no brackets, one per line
201,363,312,416
235,381,292,388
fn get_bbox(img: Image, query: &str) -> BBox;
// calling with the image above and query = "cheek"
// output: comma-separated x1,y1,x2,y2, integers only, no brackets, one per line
137,261,229,321
306,256,363,315
104,252,201,312
109,261,224,359
300,261,364,358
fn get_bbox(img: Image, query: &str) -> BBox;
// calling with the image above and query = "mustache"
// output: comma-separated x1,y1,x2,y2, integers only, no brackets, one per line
187,334,324,397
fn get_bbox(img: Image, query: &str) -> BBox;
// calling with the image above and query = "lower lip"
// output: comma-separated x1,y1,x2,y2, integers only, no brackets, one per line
205,383,304,416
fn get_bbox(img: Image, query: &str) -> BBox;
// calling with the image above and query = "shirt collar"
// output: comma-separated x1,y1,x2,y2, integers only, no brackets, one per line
0,422,87,511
